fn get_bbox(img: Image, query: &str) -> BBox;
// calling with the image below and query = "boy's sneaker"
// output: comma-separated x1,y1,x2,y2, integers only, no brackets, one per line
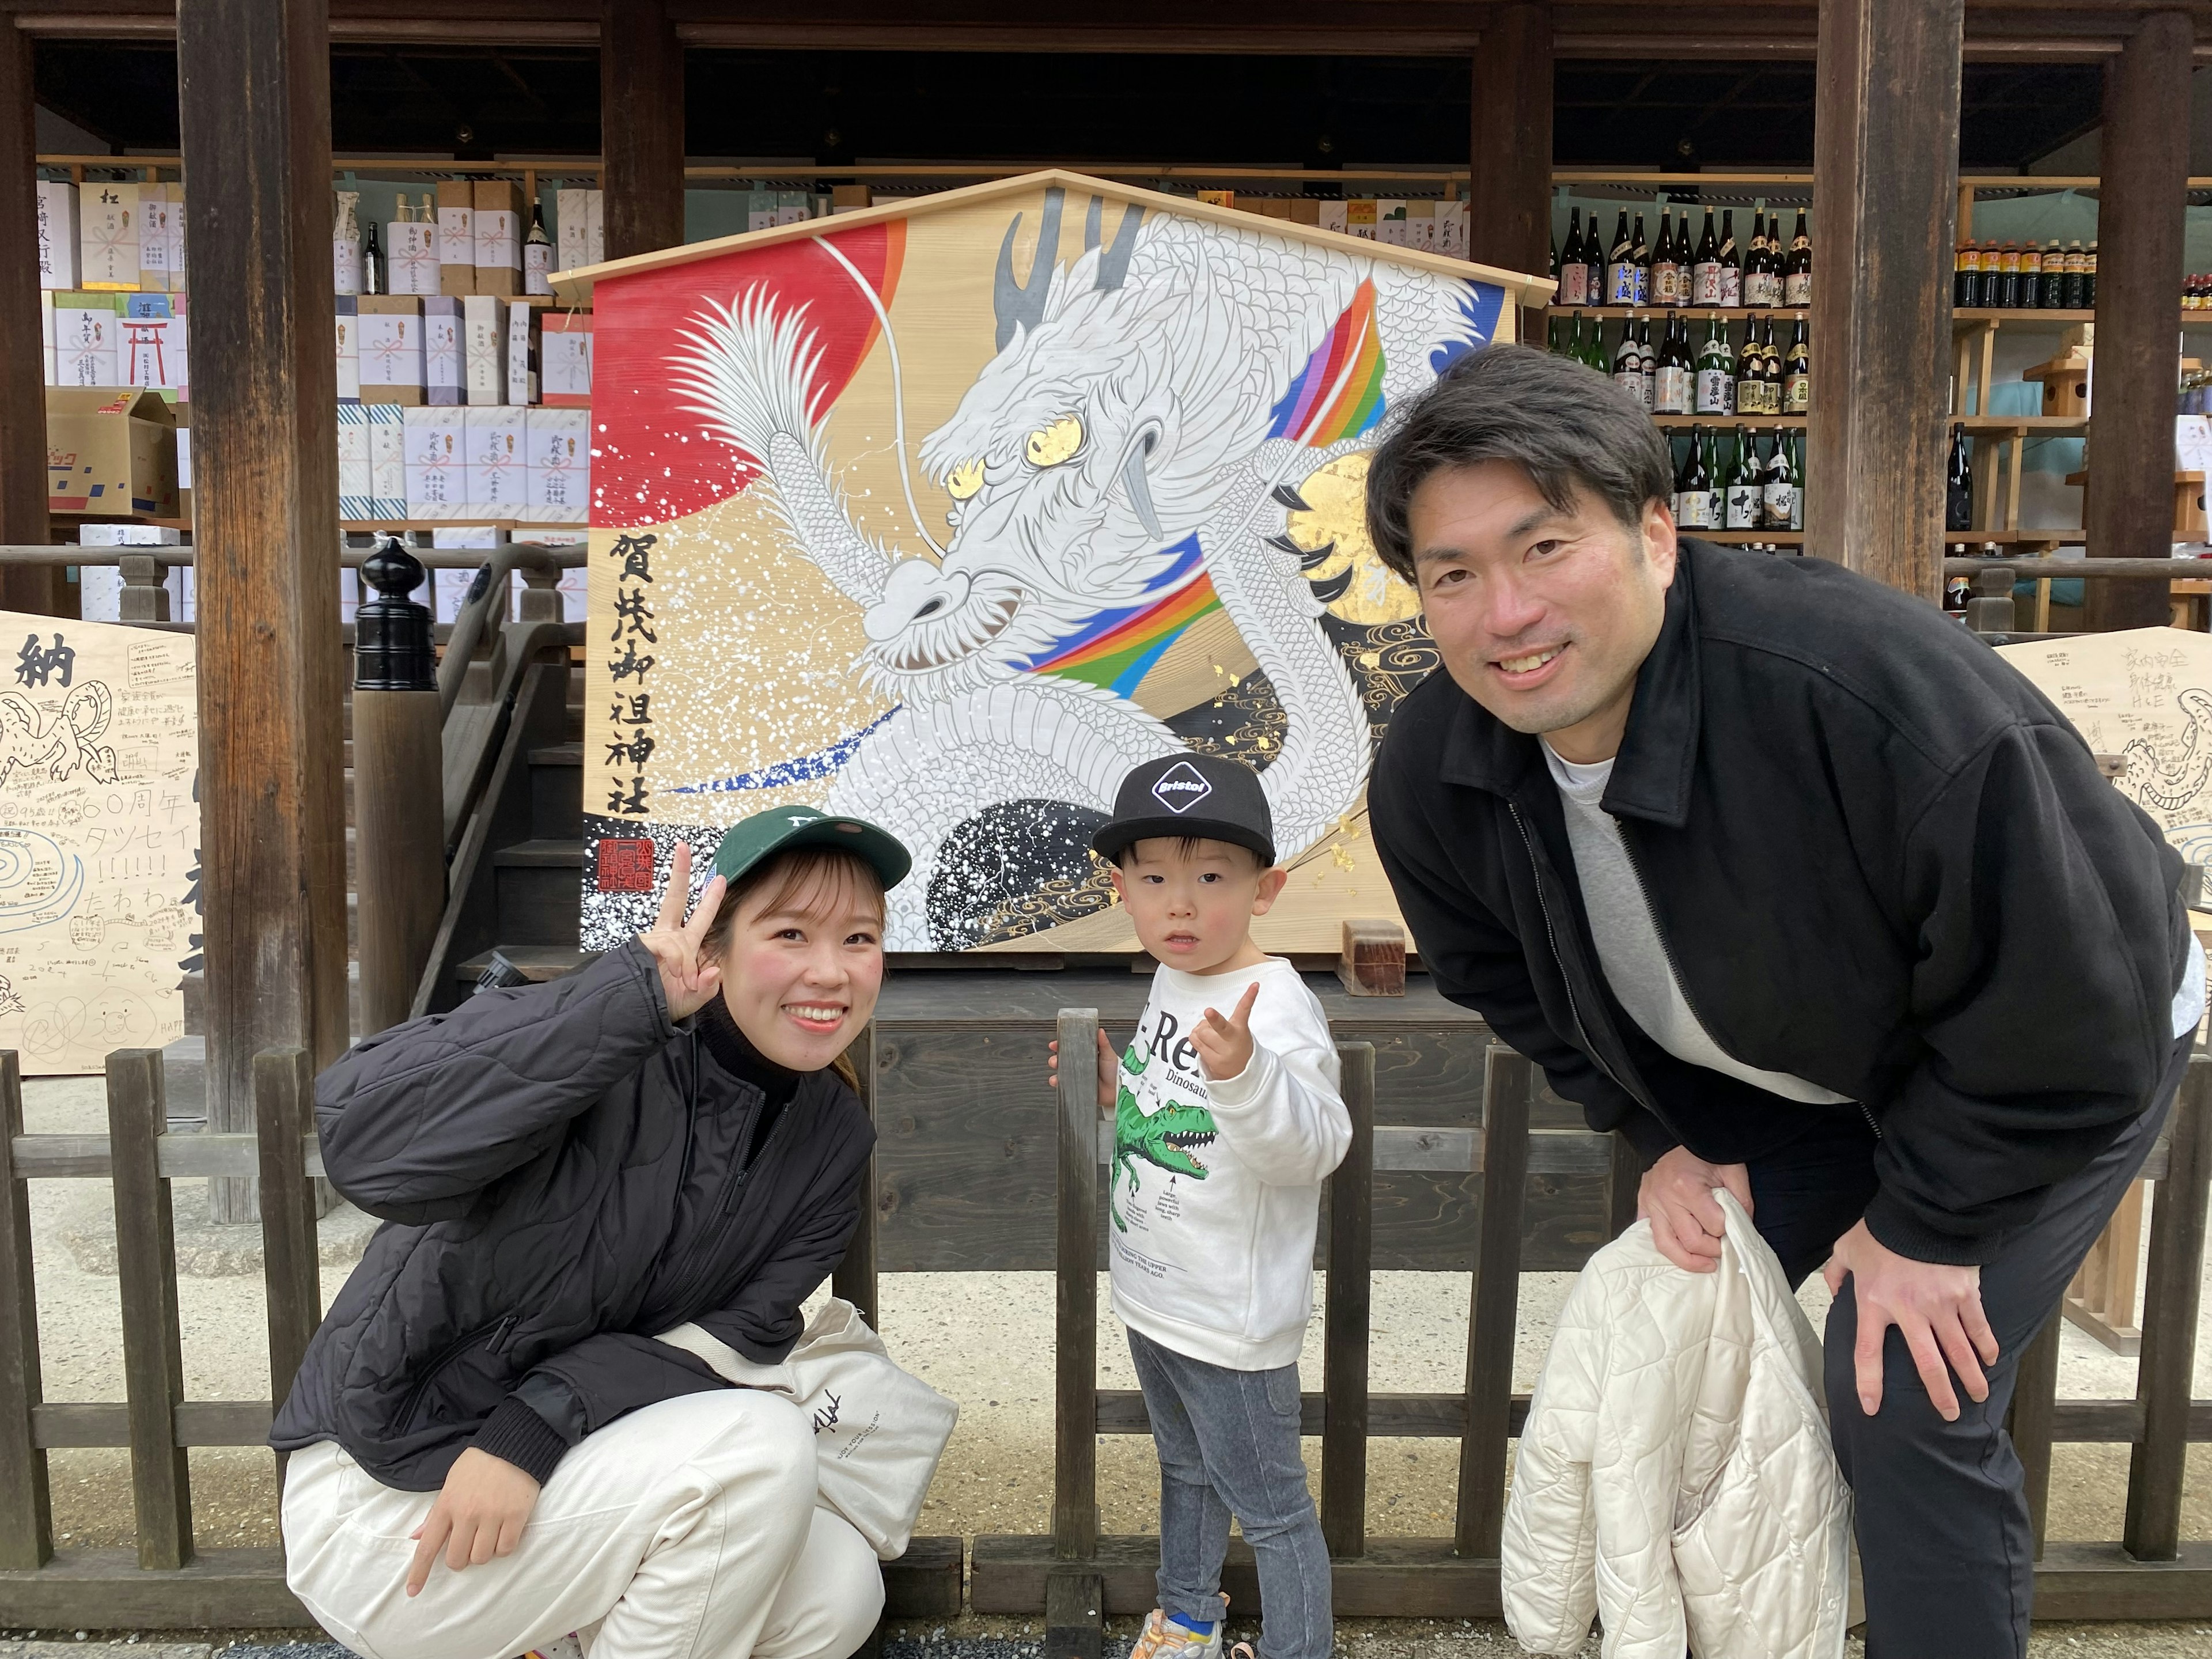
516,1637,582,1659
1128,1607,1224,1658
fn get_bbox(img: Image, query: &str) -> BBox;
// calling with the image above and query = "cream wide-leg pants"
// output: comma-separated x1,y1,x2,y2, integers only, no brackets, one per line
282,1391,882,1659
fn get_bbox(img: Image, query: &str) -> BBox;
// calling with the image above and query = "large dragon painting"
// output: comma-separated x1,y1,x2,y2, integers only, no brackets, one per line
578,173,1537,952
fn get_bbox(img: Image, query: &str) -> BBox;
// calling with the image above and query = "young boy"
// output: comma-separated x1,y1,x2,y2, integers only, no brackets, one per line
1052,753,1351,1659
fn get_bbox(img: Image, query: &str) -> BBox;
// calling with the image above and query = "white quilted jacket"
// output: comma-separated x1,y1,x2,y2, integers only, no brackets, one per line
1501,1191,1851,1659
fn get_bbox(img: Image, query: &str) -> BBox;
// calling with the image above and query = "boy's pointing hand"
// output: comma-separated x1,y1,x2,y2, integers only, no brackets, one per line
1194,980,1260,1081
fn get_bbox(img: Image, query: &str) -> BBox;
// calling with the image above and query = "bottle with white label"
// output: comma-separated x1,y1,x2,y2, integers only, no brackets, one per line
1606,210,1637,305
1653,314,1694,415
1692,208,1722,306
1614,312,1645,404
1725,427,1764,529
1717,210,1742,307
525,204,554,296
1783,210,1812,308
1674,426,1717,529
1695,315,1734,415
1763,431,1796,528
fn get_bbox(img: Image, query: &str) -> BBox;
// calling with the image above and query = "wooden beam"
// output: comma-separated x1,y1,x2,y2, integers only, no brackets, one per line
1467,2,1554,281
601,0,685,259
2086,10,2196,631
178,0,350,1221
1805,0,1965,596
0,24,59,618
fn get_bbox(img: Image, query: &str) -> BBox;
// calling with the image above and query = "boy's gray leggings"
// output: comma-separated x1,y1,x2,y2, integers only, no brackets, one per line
1127,1327,1333,1659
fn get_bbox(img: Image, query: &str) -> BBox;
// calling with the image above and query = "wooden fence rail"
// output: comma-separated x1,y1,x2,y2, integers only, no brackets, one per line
1,1035,2210,1643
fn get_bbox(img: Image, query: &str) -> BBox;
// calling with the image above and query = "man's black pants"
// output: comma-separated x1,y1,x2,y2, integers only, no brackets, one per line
1742,1029,2193,1659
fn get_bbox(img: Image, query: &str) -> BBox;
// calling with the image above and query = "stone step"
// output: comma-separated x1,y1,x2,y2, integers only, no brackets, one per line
492,839,584,947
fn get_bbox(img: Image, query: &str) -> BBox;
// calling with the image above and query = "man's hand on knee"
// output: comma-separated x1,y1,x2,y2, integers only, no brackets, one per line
1823,1220,2000,1422
406,1446,542,1596
1637,1146,1753,1273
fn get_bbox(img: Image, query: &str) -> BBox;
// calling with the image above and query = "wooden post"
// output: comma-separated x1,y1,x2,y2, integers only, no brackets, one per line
2008,1312,2062,1558
2086,11,2196,632
1605,1130,1642,1241
0,1052,52,1569
0,23,59,618
1806,0,1964,597
178,0,349,1221
601,0,686,259
1466,2,1553,280
831,1022,880,1330
1050,1007,1102,1659
255,1047,321,1418
2124,1054,2211,1561
107,1050,193,1570
352,543,445,1038
1321,1042,1374,1560
1456,1045,1529,1559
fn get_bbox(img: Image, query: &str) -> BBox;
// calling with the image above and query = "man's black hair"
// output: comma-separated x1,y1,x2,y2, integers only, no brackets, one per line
1363,342,1675,583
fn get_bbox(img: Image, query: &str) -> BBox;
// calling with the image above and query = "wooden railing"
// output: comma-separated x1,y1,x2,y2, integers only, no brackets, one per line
2,1028,2209,1643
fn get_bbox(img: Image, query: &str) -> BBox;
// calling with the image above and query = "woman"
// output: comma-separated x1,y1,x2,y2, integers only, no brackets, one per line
271,804,908,1659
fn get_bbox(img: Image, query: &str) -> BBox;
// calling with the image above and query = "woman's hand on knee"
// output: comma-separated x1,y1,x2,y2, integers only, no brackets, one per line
406,1447,541,1596
1637,1146,1753,1274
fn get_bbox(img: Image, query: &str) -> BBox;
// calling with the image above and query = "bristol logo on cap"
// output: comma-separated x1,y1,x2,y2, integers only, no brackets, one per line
1150,759,1213,814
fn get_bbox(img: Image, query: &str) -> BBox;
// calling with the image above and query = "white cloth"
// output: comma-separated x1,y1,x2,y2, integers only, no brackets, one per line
2174,932,2206,1038
282,1391,881,1659
1543,741,1854,1104
1502,1190,1852,1659
1108,957,1350,1370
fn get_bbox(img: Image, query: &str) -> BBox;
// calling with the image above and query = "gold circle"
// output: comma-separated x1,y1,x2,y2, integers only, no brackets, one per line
1024,414,1085,468
1284,451,1422,626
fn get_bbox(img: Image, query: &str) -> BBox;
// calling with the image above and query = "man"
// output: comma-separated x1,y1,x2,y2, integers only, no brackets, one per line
1365,343,2202,1658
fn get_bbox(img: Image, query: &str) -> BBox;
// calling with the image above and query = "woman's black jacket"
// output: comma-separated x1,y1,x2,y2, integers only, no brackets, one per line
268,938,874,1490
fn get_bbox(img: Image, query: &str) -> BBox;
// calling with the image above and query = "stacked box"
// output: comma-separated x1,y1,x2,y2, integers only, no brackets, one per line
336,296,361,402
423,296,463,407
79,183,139,290
137,183,173,290
165,185,188,290
1375,200,1410,247
747,191,777,233
464,295,506,405
402,406,466,519
358,296,425,405
389,215,440,296
556,187,592,271
40,295,55,386
540,312,592,407
464,405,528,518
437,181,476,296
1319,200,1349,236
368,404,406,518
1407,203,1436,252
831,184,871,214
338,404,374,520
474,180,522,297
776,190,810,226
507,301,540,405
52,292,118,386
120,293,187,393
527,406,588,524
1436,202,1470,261
334,190,363,296
37,181,79,289
586,190,604,264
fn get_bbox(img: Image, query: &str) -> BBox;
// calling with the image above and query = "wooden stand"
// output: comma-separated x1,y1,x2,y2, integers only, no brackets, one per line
2065,1180,2147,1355
1336,918,1407,997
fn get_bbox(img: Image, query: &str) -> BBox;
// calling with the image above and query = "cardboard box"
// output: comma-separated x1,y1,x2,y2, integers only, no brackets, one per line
831,184,872,213
368,404,406,518
52,291,118,387
335,296,361,403
1407,202,1437,252
47,387,179,518
463,404,528,518
526,406,588,524
1374,200,1408,246
423,296,463,406
1435,201,1468,260
120,293,187,393
165,185,188,290
474,180,522,297
137,183,173,291
437,181,476,296
747,191,777,233
388,218,441,296
775,190,809,227
402,405,465,519
79,183,139,290
556,187,593,272
337,403,374,520
507,300,539,405
463,295,506,405
540,311,592,407
1319,200,1349,236
1346,200,1376,240
1198,190,1235,209
585,190,604,266
37,181,79,290
174,404,190,500
1289,199,1321,227
358,295,425,405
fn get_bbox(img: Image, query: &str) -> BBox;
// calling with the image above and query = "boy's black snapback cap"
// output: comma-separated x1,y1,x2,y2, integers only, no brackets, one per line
1092,752,1275,866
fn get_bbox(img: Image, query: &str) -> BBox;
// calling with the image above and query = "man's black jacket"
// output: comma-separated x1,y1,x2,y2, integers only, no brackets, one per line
1371,537,2188,1266
269,939,873,1489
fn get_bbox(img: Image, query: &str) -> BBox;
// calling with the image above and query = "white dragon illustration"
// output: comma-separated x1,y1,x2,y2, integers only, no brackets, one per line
0,681,118,790
669,188,1493,948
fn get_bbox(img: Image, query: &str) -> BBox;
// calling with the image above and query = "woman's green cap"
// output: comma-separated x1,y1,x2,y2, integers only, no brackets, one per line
708,804,911,892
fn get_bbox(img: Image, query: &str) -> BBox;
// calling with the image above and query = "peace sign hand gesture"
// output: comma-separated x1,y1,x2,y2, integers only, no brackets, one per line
637,842,726,1022
1191,980,1262,1082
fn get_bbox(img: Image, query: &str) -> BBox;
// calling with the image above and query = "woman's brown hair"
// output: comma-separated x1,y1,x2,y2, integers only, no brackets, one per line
698,844,887,1093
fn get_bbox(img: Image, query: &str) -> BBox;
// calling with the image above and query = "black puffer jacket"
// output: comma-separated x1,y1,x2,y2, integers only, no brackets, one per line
1373,538,2188,1266
270,938,874,1490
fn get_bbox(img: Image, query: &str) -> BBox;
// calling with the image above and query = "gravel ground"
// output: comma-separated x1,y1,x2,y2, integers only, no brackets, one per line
14,1073,2212,1649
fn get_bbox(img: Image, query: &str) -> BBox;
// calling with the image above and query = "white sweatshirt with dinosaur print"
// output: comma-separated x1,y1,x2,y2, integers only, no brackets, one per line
1108,959,1350,1371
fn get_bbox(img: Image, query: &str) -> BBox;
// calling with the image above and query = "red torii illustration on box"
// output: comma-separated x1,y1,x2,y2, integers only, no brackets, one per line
559,171,1550,954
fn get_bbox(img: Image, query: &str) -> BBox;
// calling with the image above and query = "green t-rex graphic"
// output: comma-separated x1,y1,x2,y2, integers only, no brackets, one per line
1111,1046,1218,1233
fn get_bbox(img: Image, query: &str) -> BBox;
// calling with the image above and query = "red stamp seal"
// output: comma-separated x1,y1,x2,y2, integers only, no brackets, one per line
596,838,656,892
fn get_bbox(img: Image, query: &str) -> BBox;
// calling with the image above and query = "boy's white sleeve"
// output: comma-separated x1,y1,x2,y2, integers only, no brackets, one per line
1203,1002,1351,1187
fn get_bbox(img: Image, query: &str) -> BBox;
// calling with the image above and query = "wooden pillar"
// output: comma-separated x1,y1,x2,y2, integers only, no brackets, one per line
1467,1,1552,279
0,22,60,616
1805,0,1965,596
2086,11,2196,631
601,0,685,259
177,0,348,1221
